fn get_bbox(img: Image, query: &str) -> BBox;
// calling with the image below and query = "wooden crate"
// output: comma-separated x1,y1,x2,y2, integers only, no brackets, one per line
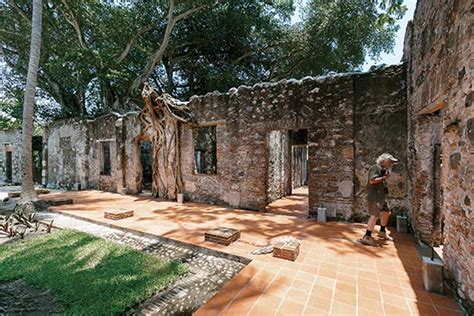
273,240,300,261
104,210,134,220
205,227,240,246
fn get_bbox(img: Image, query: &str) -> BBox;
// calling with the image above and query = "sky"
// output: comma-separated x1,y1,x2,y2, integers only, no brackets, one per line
291,0,417,71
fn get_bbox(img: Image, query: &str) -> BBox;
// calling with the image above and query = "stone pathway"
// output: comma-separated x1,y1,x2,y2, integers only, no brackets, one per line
36,212,247,315
0,280,65,315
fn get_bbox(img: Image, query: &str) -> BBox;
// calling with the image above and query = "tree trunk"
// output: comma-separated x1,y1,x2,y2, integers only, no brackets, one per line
20,0,43,202
138,84,193,200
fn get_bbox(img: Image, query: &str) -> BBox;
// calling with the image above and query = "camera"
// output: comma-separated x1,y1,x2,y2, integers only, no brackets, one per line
380,169,387,177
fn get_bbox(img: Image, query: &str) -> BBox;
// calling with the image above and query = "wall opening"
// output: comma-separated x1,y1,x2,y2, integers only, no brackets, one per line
100,141,112,176
5,151,12,183
194,126,217,174
290,129,308,190
266,129,308,217
140,141,153,192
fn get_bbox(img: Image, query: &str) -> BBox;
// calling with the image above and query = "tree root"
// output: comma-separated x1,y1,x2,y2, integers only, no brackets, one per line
136,83,194,200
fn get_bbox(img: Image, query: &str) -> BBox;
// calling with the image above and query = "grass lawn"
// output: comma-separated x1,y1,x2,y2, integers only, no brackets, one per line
0,229,186,315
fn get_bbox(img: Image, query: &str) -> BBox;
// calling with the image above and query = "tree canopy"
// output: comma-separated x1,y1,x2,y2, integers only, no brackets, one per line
0,0,406,123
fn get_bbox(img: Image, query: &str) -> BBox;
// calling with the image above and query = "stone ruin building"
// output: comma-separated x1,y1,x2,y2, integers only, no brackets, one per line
2,0,473,311
43,64,408,217
0,129,41,185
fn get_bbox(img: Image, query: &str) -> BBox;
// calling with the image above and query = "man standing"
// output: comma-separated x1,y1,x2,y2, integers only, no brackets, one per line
360,153,398,246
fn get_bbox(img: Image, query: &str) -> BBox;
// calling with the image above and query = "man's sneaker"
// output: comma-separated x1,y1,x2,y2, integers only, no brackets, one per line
377,231,392,240
360,236,378,247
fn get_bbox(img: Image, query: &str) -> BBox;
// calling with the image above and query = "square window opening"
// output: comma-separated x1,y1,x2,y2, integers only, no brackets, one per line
101,142,112,176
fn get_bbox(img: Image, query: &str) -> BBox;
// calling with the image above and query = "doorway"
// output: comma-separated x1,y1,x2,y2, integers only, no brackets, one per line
5,151,12,183
266,129,309,217
140,141,153,192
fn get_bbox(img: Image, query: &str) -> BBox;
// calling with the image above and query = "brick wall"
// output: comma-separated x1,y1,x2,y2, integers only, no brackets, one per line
404,0,473,310
181,65,407,215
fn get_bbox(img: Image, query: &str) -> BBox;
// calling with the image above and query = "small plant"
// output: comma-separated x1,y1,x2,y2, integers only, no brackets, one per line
0,208,52,239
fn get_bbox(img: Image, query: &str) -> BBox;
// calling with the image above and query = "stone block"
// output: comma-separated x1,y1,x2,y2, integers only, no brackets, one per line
396,215,408,233
8,188,51,198
205,227,240,246
43,198,73,206
104,210,134,220
273,240,300,261
422,256,444,294
177,193,184,204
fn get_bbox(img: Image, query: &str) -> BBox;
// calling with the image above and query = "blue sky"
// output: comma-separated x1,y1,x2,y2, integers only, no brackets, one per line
291,0,417,71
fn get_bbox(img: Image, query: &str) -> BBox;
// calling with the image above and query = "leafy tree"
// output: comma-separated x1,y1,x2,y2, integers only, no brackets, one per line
289,0,407,76
0,0,406,121
0,98,23,130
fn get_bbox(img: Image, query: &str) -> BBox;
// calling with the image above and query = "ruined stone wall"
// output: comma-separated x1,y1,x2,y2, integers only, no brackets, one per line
181,65,406,214
88,114,121,192
404,0,473,310
353,65,408,221
123,112,142,194
181,94,232,206
44,119,89,189
0,129,23,184
181,74,357,211
44,113,140,193
307,77,355,217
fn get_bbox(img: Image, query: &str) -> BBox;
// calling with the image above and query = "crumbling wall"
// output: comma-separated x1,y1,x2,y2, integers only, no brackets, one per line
181,93,231,206
306,77,355,218
0,129,23,184
44,113,141,193
44,119,88,189
182,73,359,211
181,66,406,214
88,114,121,192
404,0,473,310
123,112,142,195
353,65,408,222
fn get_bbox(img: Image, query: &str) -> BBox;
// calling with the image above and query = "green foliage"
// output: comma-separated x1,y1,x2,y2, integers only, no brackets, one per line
0,98,22,130
0,0,405,120
0,229,186,315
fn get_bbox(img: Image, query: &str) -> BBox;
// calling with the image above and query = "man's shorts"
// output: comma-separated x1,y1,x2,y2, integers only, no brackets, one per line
368,202,389,217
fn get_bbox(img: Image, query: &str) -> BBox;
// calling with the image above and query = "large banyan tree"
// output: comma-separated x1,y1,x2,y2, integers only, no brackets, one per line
137,84,194,199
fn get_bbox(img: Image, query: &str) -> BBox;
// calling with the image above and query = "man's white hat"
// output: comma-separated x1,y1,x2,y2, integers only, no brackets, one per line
379,153,399,162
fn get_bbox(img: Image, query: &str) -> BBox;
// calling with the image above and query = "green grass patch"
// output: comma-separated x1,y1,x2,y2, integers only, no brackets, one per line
0,230,186,315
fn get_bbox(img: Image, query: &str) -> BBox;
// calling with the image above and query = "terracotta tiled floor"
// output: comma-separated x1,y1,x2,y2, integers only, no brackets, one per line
43,190,463,316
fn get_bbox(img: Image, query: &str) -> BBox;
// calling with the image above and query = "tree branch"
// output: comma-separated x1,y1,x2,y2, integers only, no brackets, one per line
0,45,19,69
174,5,206,22
9,0,31,25
127,0,208,99
231,41,288,65
59,0,87,49
116,25,155,63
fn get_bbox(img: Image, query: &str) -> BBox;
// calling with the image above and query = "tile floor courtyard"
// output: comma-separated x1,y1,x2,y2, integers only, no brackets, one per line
42,189,463,316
